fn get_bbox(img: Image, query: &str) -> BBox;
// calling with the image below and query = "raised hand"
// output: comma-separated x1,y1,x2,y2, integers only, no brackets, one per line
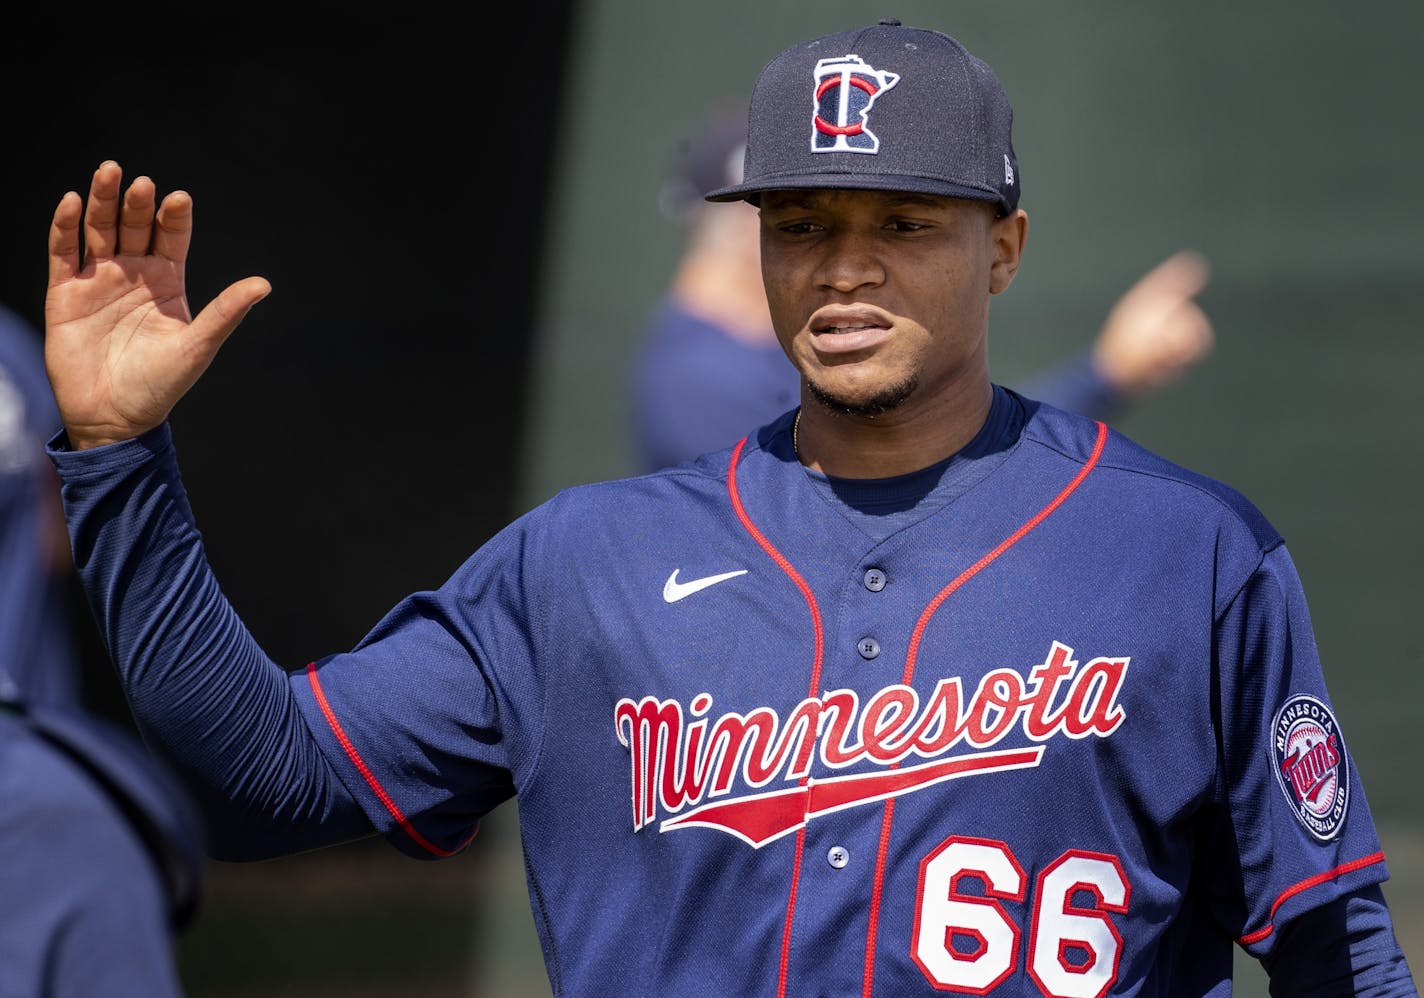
45,160,271,450
1091,250,1214,398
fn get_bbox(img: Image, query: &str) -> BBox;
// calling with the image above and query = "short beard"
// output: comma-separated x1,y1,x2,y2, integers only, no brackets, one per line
805,374,918,418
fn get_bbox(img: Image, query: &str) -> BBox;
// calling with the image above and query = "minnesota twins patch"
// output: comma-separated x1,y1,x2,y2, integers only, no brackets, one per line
1272,694,1349,841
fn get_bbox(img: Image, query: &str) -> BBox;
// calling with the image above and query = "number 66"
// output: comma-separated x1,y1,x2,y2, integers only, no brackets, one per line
911,836,1130,997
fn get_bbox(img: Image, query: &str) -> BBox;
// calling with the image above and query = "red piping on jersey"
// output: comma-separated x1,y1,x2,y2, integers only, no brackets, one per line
305,662,473,858
862,419,1109,997
1236,850,1387,946
727,435,826,998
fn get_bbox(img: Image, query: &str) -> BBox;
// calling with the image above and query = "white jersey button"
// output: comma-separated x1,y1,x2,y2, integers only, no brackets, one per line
863,567,887,591
827,845,850,869
857,637,881,660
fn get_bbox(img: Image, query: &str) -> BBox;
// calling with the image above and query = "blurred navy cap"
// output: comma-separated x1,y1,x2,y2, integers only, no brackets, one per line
658,100,749,224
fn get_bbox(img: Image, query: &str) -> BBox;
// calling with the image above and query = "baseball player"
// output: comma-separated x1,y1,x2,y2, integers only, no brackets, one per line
41,19,1417,997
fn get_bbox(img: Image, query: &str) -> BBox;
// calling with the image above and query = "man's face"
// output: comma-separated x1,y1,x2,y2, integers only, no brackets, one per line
758,188,1023,418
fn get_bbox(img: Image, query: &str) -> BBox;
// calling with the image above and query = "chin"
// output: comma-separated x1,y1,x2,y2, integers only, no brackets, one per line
806,375,918,418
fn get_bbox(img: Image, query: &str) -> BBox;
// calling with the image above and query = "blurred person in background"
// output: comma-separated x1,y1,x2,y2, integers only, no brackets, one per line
631,103,1214,472
0,301,80,705
1,663,206,997
0,301,206,997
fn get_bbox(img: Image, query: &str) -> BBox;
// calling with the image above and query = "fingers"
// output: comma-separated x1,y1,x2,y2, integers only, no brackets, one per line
151,189,194,264
117,174,158,256
1129,250,1210,304
1094,250,1216,395
81,160,124,260
1147,251,1215,366
69,161,193,267
189,276,273,355
1162,306,1215,367
48,191,83,284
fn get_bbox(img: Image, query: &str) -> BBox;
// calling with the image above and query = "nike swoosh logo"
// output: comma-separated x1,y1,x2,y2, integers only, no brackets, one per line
663,568,749,604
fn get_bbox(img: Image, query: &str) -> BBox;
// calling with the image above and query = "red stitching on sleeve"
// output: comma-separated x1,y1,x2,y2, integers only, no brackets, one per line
1236,851,1387,945
306,662,472,858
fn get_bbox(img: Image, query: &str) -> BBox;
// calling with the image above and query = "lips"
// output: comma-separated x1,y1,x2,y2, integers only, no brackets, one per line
808,307,892,355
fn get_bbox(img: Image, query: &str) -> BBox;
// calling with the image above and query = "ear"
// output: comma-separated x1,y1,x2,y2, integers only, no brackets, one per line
988,209,1028,295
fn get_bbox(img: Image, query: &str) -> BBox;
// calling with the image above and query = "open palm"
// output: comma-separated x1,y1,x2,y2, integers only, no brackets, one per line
44,160,270,450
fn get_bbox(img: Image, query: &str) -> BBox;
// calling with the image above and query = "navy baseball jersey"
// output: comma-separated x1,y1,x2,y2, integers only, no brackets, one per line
53,387,1395,996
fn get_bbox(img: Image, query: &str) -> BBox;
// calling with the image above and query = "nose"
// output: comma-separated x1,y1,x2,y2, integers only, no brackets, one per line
813,228,885,294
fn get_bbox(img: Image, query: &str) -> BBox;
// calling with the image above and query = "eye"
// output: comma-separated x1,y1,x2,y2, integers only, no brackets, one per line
886,217,932,233
770,218,823,236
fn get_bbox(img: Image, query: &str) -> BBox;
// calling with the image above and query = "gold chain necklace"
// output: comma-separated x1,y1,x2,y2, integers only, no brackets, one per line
793,409,801,458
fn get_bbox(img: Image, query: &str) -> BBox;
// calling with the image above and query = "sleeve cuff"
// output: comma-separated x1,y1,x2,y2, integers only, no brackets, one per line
45,423,175,480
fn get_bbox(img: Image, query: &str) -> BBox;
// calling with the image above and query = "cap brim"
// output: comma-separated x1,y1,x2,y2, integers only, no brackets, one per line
706,172,1004,208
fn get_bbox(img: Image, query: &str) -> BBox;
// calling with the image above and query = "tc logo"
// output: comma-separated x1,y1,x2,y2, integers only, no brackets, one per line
811,54,899,153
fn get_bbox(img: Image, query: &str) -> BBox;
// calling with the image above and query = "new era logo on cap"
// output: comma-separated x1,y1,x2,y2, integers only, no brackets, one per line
707,17,1020,215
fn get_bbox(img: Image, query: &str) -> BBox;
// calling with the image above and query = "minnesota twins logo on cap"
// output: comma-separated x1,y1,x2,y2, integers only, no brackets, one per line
705,20,1021,214
811,55,899,153
1271,693,1350,841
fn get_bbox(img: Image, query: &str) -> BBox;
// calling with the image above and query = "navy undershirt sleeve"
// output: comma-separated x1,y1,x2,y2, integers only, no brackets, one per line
1263,886,1417,995
1014,349,1124,422
48,424,372,860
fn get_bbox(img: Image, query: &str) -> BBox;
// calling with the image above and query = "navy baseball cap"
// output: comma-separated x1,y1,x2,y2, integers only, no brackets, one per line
706,18,1020,215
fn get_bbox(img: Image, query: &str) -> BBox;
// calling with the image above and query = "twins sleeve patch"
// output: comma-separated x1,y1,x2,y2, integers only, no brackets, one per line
1271,694,1350,841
